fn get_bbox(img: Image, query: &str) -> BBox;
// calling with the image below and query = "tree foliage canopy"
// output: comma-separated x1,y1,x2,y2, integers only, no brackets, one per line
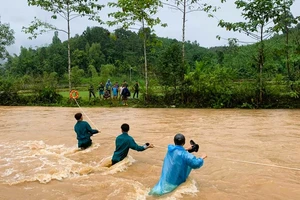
0,20,15,60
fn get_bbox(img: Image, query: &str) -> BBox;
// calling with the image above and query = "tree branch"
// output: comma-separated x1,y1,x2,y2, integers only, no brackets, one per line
219,37,255,44
186,8,203,14
57,12,68,21
70,14,82,21
162,2,183,12
54,28,68,34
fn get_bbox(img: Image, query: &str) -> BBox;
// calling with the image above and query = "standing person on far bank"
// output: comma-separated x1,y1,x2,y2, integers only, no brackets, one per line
123,80,128,88
88,84,96,100
121,85,130,106
98,82,104,100
105,79,112,95
119,84,124,101
133,81,139,99
112,84,118,99
74,113,99,150
115,82,120,97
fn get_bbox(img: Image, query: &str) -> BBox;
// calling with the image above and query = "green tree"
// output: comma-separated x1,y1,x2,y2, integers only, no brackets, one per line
218,0,283,104
87,43,105,71
157,43,185,102
107,0,166,99
70,66,84,88
184,61,236,108
82,27,112,58
100,64,116,81
113,28,143,68
0,19,15,60
273,0,300,86
72,49,88,72
87,64,98,84
163,0,221,67
23,0,104,92
16,47,37,76
47,32,68,77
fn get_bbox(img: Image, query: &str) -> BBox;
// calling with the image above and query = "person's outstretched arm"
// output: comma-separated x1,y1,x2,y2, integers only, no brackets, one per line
129,138,154,151
85,122,99,135
185,152,207,169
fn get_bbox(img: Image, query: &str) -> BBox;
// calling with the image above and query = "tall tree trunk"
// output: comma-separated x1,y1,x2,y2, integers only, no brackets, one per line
181,0,186,104
142,19,148,100
286,25,293,90
286,29,290,77
182,0,186,67
259,26,264,104
67,3,71,92
283,1,292,90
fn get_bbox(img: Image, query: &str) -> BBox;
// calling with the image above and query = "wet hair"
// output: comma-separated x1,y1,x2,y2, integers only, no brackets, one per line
121,123,130,132
174,133,185,146
74,113,82,120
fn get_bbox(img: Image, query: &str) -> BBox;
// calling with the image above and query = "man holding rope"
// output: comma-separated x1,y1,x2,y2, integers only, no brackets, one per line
74,112,99,150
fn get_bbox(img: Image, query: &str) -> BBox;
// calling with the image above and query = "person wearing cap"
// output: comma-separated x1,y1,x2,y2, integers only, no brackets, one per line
149,133,207,196
111,123,154,165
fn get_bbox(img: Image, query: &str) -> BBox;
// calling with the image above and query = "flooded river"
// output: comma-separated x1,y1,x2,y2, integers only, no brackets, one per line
0,106,299,200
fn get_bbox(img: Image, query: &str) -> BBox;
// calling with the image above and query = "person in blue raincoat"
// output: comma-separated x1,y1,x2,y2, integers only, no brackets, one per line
149,133,207,196
105,79,112,95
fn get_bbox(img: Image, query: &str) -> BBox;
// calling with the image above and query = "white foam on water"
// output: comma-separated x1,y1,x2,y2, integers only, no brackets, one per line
77,143,101,153
102,176,199,200
23,186,34,190
124,181,150,200
26,140,46,150
99,155,136,175
107,178,150,200
0,140,105,185
1,168,16,177
107,188,121,198
131,184,151,200
146,179,199,200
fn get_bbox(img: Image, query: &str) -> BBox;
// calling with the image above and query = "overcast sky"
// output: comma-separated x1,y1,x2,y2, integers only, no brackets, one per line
1,0,300,55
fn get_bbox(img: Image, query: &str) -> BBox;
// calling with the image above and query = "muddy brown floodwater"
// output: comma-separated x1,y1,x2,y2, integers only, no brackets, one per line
0,106,299,200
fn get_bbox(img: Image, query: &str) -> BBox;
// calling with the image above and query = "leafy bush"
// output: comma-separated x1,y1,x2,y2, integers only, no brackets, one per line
0,78,22,105
34,87,63,104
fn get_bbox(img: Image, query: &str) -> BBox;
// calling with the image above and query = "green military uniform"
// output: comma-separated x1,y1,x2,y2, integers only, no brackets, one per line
74,121,98,149
112,132,145,164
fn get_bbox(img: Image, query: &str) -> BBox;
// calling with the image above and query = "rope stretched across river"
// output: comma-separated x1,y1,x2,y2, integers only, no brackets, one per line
72,98,300,172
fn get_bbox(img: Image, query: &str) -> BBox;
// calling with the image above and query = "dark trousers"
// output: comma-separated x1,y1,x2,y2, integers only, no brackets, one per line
133,90,139,98
111,160,118,165
79,140,92,150
89,91,96,99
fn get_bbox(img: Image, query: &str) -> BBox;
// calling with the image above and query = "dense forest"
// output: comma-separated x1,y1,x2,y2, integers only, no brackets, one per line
0,0,300,108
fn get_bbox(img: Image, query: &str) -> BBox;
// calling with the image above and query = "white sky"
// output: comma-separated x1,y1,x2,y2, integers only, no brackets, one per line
1,0,300,55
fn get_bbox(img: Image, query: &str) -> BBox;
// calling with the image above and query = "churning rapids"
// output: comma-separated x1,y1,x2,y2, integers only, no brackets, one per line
0,106,299,200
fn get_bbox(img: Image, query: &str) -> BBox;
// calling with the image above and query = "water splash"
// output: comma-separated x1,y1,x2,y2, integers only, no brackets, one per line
99,155,136,175
147,179,199,200
0,140,131,185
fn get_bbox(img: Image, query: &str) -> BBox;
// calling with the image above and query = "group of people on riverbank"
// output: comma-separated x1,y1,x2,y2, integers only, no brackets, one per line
73,112,207,196
88,79,140,106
